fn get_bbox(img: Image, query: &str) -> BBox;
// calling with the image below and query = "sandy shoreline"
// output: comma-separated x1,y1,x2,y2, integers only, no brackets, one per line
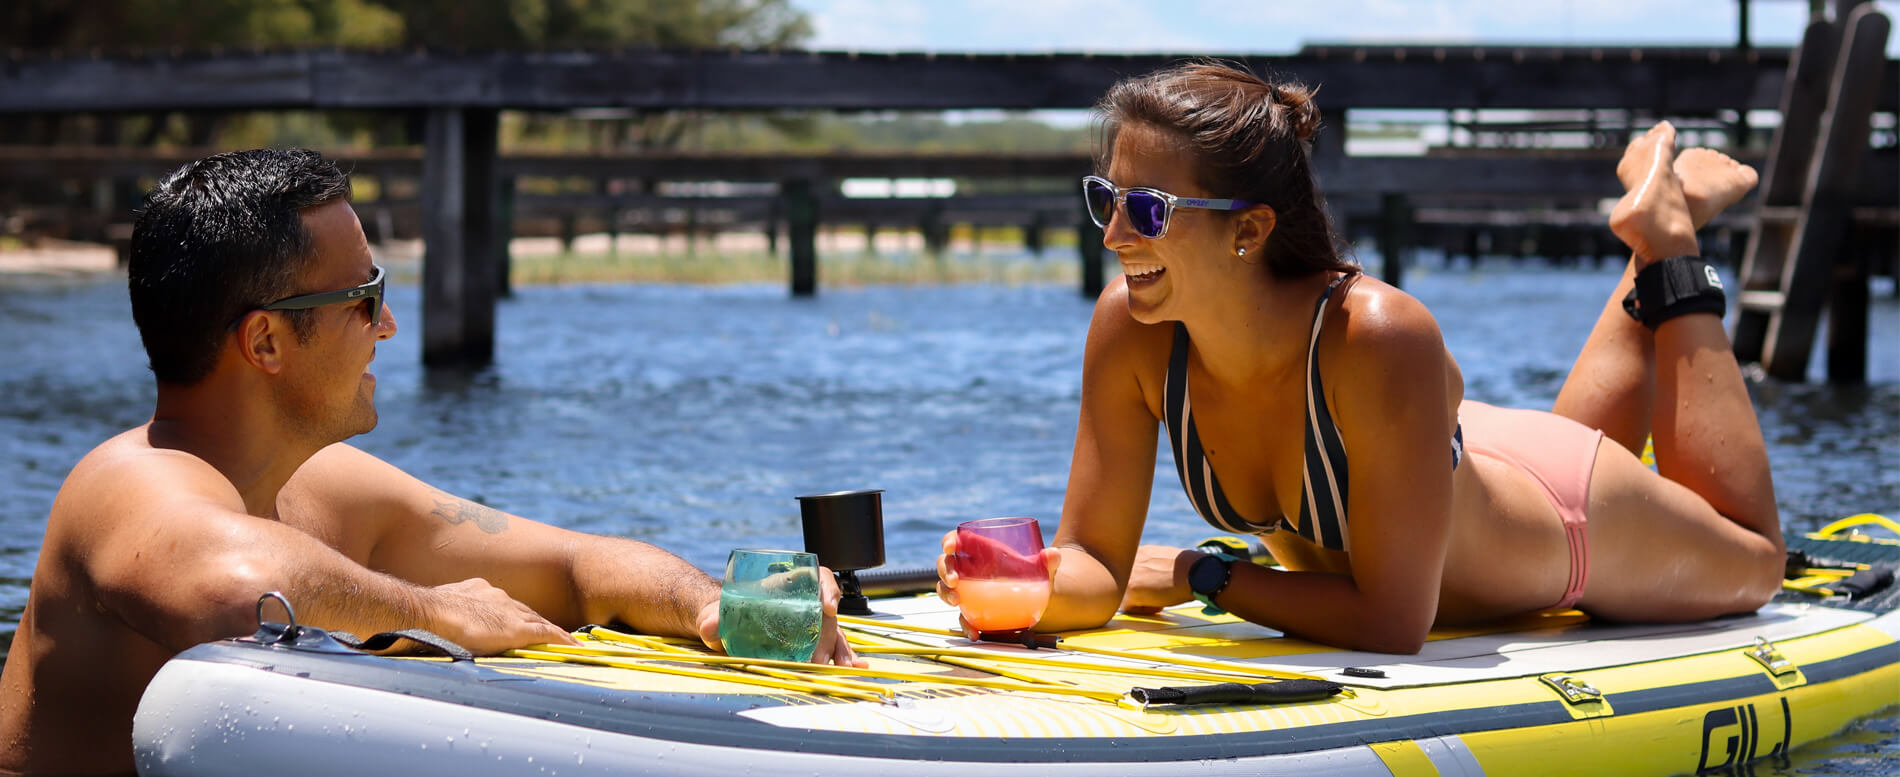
0,240,118,278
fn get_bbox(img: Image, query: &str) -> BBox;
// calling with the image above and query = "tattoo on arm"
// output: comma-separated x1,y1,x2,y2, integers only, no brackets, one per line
429,491,510,535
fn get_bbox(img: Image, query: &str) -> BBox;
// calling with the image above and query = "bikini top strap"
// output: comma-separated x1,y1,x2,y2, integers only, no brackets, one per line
1311,272,1356,327
1162,322,1196,508
1297,271,1357,551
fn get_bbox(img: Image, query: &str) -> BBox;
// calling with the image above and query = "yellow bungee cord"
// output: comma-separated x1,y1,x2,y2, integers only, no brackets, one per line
1813,513,1900,539
501,613,1342,709
1781,514,1897,597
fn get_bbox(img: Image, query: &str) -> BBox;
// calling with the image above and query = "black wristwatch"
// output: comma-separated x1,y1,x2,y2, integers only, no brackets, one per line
1187,551,1240,615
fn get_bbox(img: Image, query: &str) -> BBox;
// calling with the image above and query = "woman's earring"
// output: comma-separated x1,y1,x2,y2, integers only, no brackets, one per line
1237,248,1248,257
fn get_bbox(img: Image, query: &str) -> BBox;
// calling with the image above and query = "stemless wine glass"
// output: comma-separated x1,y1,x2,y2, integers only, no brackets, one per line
953,517,1051,632
719,549,823,662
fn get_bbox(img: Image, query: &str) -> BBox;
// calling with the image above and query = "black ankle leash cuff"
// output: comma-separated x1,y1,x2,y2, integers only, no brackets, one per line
1622,256,1727,330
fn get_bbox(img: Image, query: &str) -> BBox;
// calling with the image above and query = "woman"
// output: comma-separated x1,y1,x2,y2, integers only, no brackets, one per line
936,62,1782,653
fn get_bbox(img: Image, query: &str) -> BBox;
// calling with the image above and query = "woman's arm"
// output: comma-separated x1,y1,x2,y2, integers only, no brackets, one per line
1203,287,1456,653
1039,281,1170,631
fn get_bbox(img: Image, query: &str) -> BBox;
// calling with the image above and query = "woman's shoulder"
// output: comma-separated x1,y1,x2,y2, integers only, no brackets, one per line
1082,276,1175,406
1329,274,1443,349
1086,275,1176,354
1319,274,1448,385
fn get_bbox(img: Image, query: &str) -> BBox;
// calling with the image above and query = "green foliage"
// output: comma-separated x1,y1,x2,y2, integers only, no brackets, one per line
504,111,1092,154
2,0,807,51
1,0,403,49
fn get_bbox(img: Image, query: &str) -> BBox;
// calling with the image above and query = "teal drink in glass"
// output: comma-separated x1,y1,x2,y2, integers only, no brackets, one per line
719,549,822,662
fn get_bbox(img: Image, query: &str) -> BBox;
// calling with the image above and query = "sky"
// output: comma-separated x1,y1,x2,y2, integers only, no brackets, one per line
791,0,1900,55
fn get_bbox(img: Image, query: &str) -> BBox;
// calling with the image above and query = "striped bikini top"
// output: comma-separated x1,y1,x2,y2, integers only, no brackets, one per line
1161,272,1463,552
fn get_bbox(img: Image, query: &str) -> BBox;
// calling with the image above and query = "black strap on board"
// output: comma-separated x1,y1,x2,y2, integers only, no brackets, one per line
329,628,475,662
1130,679,1344,707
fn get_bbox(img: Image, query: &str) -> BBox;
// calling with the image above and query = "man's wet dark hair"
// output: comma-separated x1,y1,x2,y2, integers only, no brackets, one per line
129,148,352,385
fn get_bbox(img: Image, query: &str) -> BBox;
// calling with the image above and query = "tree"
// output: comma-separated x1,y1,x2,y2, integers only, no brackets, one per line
0,0,403,50
0,0,813,150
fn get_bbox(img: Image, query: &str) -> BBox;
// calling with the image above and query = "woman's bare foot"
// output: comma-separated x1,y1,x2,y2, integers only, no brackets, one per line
1674,148,1758,230
1615,123,1675,205
1609,123,1699,267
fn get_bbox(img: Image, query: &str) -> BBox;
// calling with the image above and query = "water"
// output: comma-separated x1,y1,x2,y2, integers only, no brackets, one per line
718,588,823,662
1,260,1896,773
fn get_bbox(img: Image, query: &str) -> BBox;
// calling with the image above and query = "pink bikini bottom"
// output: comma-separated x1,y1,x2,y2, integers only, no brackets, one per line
1459,401,1604,610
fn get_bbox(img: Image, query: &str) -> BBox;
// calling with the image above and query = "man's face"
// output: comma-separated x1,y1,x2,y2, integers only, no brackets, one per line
275,201,396,442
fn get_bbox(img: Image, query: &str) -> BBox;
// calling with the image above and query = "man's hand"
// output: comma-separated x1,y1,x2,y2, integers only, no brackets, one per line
1118,545,1195,615
423,577,579,655
811,565,865,667
695,567,865,668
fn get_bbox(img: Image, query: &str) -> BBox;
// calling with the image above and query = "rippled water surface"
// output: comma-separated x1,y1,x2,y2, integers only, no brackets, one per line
2,262,1895,773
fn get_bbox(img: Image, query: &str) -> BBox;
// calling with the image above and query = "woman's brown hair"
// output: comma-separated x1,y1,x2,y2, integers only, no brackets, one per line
1096,61,1355,277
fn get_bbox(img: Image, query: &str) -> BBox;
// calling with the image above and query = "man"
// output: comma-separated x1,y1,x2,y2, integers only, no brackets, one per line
0,148,861,776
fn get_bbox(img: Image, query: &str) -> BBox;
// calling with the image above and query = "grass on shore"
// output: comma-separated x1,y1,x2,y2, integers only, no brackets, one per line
506,246,1085,286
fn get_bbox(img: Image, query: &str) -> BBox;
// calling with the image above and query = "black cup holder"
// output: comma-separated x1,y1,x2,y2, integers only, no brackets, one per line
797,489,885,616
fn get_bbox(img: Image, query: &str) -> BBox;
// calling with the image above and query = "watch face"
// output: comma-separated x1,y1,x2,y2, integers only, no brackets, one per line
1189,553,1229,594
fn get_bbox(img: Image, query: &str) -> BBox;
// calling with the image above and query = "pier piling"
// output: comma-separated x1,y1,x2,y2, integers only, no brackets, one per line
1078,206,1106,298
421,108,501,368
785,179,819,297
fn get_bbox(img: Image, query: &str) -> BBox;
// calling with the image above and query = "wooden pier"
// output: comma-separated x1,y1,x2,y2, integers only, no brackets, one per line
2,42,1895,371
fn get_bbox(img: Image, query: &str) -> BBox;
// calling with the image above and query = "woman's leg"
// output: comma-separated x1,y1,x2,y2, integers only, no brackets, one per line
1568,125,1784,620
1552,132,1759,453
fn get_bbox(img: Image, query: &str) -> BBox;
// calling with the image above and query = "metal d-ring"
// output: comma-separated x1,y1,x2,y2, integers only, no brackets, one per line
255,591,300,644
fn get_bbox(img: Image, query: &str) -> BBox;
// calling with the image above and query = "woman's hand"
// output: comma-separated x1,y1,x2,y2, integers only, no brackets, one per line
1118,545,1197,614
936,529,1062,639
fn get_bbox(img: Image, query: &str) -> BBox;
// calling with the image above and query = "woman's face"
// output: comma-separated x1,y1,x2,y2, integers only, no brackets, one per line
1102,123,1260,325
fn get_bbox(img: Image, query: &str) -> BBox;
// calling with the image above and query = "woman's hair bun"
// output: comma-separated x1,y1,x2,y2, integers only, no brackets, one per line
1271,83,1323,142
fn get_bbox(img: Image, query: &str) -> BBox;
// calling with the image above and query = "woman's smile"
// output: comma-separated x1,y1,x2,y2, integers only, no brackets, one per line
1123,261,1165,285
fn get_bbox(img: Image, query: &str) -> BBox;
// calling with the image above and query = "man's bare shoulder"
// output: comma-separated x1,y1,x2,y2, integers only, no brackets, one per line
52,427,243,525
40,427,264,621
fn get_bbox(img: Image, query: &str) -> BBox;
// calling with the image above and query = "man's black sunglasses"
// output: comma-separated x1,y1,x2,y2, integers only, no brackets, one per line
255,265,386,327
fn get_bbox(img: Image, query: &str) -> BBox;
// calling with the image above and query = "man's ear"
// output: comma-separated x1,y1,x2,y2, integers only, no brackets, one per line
234,312,287,374
1235,205,1277,259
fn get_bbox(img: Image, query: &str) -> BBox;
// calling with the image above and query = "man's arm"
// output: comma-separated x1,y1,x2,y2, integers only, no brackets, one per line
297,444,717,637
82,452,574,656
311,445,859,665
421,488,725,639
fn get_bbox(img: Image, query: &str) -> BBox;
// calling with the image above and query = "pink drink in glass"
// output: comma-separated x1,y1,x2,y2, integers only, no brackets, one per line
954,517,1051,632
954,578,1051,631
